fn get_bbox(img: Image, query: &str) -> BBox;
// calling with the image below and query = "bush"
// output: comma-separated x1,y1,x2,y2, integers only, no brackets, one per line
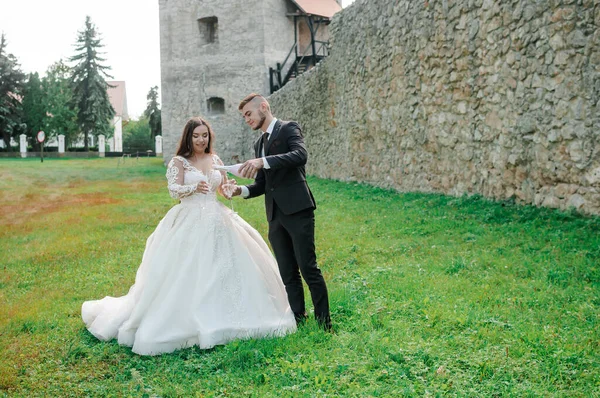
123,118,154,153
68,147,98,152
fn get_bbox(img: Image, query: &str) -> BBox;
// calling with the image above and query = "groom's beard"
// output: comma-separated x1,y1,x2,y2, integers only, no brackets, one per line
253,110,267,131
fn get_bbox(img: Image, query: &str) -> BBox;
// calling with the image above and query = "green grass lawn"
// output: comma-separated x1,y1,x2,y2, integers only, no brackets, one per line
1,157,599,397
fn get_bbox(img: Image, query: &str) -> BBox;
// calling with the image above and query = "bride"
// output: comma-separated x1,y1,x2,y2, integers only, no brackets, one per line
82,117,296,355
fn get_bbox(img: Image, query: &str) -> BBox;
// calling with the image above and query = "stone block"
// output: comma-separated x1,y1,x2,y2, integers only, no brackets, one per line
569,30,587,48
542,194,561,208
567,194,585,209
549,33,565,50
585,167,600,185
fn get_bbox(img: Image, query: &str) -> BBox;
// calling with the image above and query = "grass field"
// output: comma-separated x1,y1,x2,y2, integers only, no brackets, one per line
1,157,599,397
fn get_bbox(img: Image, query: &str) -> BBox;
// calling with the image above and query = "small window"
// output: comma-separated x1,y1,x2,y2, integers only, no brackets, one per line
207,97,225,114
198,16,218,44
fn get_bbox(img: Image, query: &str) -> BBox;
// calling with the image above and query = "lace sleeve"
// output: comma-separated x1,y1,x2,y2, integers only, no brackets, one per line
166,157,198,199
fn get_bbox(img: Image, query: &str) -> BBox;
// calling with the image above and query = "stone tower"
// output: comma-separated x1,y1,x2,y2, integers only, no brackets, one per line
159,0,299,163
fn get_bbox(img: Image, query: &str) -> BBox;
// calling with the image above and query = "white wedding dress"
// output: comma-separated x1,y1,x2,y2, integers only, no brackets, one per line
82,155,296,355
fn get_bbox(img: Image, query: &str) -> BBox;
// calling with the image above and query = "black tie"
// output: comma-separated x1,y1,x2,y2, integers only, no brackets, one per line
261,132,269,155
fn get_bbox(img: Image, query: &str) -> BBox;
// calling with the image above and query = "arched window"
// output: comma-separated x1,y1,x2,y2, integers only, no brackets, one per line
198,16,218,44
207,97,225,114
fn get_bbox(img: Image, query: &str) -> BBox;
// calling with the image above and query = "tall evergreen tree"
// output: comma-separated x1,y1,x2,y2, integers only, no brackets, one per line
22,72,47,150
43,60,79,147
0,33,26,151
69,16,115,151
144,86,161,140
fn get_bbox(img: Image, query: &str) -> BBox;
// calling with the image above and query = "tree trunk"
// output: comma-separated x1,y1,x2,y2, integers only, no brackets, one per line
2,133,11,152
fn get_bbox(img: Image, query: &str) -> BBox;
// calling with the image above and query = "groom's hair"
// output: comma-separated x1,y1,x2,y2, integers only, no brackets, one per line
238,93,270,112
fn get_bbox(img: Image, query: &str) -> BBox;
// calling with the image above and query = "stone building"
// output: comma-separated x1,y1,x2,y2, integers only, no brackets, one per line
159,0,342,163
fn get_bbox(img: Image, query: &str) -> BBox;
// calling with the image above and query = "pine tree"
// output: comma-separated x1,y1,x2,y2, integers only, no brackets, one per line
144,86,161,141
0,33,26,151
69,16,115,151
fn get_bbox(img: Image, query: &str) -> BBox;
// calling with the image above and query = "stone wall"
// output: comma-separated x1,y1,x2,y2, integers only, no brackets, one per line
269,0,600,214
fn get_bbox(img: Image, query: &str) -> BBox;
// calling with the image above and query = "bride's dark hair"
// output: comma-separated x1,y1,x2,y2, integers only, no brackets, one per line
176,117,215,157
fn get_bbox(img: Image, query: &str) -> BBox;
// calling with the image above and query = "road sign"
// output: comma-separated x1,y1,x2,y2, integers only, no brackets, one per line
37,131,45,143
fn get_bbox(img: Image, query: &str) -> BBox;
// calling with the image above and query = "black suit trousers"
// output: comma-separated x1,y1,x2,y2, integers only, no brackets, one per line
268,203,330,323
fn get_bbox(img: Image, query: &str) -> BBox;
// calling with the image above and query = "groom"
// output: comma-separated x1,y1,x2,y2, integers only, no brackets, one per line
232,93,331,330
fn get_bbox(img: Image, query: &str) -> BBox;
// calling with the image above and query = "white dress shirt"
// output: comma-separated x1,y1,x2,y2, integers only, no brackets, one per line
241,118,277,198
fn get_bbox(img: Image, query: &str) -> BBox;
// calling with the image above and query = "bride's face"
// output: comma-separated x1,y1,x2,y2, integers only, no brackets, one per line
192,125,210,154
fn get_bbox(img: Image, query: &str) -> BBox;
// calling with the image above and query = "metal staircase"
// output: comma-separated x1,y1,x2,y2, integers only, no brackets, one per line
269,16,330,93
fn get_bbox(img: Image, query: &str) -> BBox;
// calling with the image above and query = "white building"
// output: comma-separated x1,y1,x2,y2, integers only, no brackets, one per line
106,81,129,152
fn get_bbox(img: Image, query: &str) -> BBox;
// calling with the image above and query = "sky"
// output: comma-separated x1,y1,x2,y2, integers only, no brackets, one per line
0,0,356,119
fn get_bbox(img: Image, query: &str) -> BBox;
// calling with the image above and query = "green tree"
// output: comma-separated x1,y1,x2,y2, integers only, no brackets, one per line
144,86,161,140
22,72,47,150
123,117,153,154
0,33,26,151
69,16,115,151
43,60,79,147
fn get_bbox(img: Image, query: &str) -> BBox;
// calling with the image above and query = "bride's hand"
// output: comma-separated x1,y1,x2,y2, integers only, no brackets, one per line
221,179,237,199
195,181,210,194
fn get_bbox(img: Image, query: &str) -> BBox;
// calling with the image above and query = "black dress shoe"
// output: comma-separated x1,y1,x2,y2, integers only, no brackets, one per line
294,311,308,326
316,314,333,332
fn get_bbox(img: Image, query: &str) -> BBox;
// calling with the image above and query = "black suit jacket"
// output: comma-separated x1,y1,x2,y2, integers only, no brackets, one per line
246,120,316,221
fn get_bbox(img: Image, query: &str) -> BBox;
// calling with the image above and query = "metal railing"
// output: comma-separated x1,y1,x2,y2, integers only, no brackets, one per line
270,40,329,93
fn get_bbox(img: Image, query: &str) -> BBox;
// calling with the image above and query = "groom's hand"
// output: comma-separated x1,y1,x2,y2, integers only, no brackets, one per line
231,186,242,197
239,158,263,179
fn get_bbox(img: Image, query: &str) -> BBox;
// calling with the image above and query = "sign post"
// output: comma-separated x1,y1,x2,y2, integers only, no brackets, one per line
37,131,45,163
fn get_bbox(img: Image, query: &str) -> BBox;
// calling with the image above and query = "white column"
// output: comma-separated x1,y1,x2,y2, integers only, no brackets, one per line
108,137,115,152
113,116,123,152
155,135,163,155
58,135,65,154
20,134,27,158
98,135,106,157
